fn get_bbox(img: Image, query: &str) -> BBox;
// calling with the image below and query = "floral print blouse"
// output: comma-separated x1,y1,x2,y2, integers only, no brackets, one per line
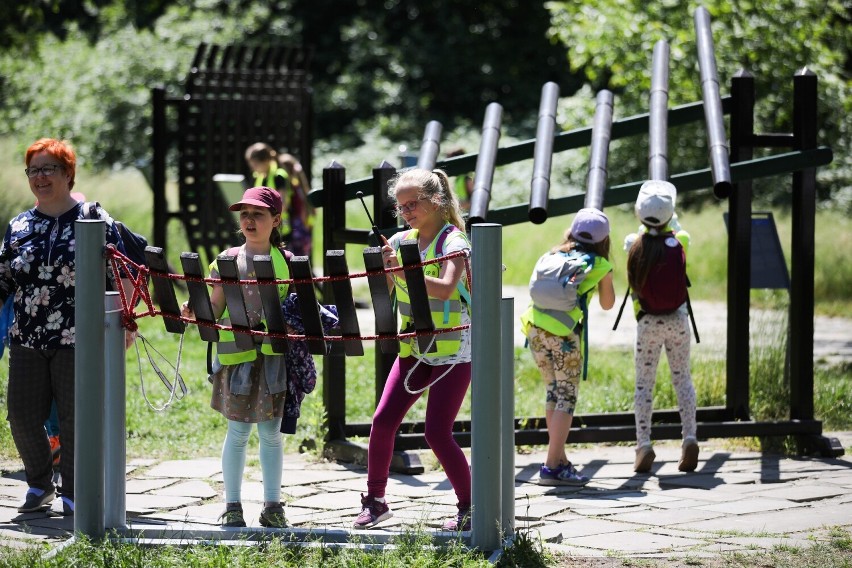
0,203,125,350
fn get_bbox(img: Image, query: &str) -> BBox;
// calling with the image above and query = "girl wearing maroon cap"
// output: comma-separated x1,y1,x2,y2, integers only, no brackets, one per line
181,186,290,528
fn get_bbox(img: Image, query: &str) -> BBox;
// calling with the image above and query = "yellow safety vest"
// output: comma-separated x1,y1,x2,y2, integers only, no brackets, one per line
212,247,290,365
393,224,470,358
253,164,292,234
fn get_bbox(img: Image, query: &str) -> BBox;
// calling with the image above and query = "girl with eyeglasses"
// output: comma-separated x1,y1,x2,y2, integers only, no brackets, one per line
353,168,473,532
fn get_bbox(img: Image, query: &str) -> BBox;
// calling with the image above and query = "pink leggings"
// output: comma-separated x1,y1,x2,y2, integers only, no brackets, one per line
367,357,472,506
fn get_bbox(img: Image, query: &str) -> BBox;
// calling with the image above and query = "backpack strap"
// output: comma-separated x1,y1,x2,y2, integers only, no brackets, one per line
579,294,590,381
685,273,700,343
82,201,102,220
435,225,472,308
612,286,632,331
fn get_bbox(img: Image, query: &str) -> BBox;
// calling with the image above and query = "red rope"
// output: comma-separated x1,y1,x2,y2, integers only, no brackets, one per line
103,245,472,343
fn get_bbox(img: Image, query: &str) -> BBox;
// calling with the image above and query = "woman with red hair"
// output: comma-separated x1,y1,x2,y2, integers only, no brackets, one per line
0,138,130,516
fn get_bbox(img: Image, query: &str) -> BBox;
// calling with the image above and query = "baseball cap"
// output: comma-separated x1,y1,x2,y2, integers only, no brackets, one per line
570,208,611,244
228,186,282,214
635,180,676,226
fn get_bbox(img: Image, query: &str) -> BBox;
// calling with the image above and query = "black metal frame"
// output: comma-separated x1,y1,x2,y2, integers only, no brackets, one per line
312,68,841,460
151,43,314,265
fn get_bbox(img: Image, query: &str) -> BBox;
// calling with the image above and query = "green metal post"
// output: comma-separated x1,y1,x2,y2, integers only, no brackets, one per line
500,297,515,538
471,223,502,550
104,291,127,529
74,220,106,539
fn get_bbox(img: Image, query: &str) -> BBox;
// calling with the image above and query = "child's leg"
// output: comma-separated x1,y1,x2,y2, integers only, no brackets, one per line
529,327,581,468
634,317,665,447
222,420,252,503
366,357,422,498
256,417,283,504
663,313,697,441
424,362,472,507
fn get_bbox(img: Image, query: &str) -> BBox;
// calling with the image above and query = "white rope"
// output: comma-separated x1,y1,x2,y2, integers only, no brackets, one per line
402,335,458,394
135,331,187,412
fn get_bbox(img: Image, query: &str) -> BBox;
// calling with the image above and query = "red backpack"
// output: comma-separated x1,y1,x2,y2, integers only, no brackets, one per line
638,234,687,315
612,232,700,342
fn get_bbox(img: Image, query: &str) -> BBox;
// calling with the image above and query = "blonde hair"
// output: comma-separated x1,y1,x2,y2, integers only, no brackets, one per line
388,168,465,231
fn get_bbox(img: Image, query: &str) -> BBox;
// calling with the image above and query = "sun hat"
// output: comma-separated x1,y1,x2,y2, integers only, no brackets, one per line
635,180,676,227
228,186,282,214
570,207,611,244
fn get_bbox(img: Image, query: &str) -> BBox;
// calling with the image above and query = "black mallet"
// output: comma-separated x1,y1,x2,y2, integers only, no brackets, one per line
356,191,390,246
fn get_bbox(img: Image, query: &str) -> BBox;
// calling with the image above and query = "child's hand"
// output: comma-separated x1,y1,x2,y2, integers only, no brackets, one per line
180,301,195,321
381,242,398,269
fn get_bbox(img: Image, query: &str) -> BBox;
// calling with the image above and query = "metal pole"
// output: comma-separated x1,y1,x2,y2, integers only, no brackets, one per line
416,120,443,170
727,70,754,420
322,161,347,441
529,82,560,224
649,40,670,181
584,90,614,210
74,220,106,539
500,297,515,538
104,291,127,529
471,223,502,551
694,6,733,198
789,68,818,421
468,103,503,225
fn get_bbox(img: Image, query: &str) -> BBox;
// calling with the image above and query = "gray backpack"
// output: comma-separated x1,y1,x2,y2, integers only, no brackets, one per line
528,250,593,312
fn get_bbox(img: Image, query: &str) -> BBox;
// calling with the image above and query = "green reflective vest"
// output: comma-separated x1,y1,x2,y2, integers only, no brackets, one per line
253,164,292,234
392,224,470,358
212,247,290,365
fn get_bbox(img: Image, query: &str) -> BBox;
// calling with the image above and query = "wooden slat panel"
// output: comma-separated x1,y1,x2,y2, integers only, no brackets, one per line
289,256,327,355
145,247,185,334
363,247,398,354
253,254,288,353
398,240,436,353
180,252,218,342
326,250,363,356
215,253,255,350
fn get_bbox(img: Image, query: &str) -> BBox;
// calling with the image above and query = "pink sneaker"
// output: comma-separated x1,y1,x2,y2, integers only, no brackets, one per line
353,494,392,529
441,503,471,531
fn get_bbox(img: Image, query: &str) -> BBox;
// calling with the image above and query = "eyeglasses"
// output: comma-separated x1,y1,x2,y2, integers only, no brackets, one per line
395,198,427,215
25,164,64,178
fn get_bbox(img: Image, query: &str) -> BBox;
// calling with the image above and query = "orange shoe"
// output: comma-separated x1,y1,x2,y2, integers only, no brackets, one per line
48,435,61,467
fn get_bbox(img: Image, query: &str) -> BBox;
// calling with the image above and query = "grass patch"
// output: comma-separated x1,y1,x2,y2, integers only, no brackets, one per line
0,530,507,567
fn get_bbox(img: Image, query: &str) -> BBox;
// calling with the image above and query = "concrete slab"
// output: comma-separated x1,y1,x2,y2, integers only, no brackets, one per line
608,507,726,527
696,497,805,515
143,458,221,479
126,477,178,494
152,480,217,499
680,503,852,534
746,484,847,503
566,529,705,553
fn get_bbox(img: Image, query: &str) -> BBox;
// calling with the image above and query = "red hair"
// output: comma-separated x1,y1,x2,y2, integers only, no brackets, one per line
26,138,76,190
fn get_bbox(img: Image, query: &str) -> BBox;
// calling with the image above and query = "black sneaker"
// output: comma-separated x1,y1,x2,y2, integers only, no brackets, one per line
18,489,55,513
259,503,287,528
218,503,246,527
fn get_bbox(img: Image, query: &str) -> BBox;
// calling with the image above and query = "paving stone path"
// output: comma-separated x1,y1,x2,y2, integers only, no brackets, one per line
1,433,850,561
1,284,849,560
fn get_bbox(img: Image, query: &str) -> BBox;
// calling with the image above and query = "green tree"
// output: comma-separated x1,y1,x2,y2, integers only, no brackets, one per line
546,0,851,208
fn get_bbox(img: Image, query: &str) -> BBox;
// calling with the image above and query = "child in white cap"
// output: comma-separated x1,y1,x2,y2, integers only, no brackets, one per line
624,180,698,473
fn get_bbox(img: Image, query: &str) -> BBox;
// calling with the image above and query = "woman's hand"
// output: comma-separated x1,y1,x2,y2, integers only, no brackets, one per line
124,329,137,350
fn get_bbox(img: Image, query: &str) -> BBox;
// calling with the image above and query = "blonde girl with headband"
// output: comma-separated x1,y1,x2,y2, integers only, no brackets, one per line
353,168,473,532
625,180,699,473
